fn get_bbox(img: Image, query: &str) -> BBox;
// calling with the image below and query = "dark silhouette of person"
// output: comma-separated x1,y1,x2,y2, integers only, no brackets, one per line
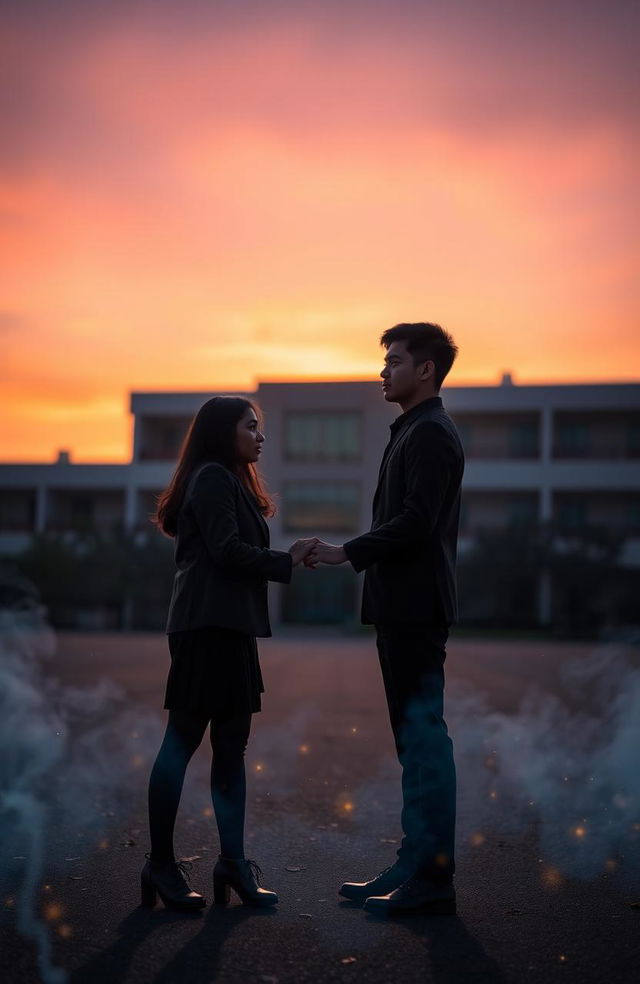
309,322,464,914
142,396,316,910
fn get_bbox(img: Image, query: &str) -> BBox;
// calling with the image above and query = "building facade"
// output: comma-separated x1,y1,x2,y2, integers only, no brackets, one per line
1,377,639,628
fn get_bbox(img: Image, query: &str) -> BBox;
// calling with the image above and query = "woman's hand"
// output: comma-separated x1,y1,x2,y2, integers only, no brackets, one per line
308,541,347,566
288,537,319,567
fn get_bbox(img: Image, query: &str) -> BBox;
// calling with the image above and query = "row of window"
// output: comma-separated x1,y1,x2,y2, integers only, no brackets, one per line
138,410,640,462
138,412,363,462
2,487,639,535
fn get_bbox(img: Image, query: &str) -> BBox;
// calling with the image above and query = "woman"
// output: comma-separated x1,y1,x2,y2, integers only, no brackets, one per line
141,396,315,911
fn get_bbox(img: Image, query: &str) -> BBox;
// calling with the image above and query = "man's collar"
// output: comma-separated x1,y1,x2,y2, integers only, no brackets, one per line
390,395,442,433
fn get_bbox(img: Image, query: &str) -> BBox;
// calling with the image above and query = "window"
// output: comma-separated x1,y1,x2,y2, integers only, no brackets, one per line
628,500,640,533
137,490,162,529
456,422,473,455
628,419,640,458
139,416,191,461
458,498,469,535
0,490,36,531
284,411,361,461
556,497,588,529
282,482,360,532
70,495,95,525
554,418,590,457
507,495,538,526
451,412,539,459
508,420,539,458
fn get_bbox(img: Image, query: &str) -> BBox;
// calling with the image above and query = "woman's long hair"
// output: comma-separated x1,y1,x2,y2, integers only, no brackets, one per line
153,396,275,537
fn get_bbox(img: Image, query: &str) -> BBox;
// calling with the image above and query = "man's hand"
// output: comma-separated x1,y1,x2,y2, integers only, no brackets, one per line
307,541,348,566
288,537,319,567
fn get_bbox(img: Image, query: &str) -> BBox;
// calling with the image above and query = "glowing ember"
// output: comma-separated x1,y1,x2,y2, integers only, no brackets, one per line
44,903,63,921
572,826,586,839
336,793,356,815
131,754,145,767
559,954,567,962
57,924,73,939
470,832,485,846
255,763,264,772
299,745,309,754
605,859,618,871
351,727,357,733
202,807,214,817
542,867,563,888
98,839,109,850
489,790,497,800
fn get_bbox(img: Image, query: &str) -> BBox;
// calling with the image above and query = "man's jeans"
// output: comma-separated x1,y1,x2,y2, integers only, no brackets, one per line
375,621,456,883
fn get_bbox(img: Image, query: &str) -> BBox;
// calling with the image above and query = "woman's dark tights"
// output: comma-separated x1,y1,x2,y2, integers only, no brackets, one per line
148,708,252,863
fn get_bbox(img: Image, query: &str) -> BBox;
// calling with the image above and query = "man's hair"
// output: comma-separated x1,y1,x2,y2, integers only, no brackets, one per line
380,322,458,390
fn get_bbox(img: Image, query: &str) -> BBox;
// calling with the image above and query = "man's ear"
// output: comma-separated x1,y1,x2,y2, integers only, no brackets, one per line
418,359,434,381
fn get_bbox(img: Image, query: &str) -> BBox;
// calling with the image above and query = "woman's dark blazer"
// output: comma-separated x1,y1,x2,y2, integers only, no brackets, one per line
165,462,293,637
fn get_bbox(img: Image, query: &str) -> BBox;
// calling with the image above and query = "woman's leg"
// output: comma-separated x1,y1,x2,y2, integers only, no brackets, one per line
210,712,252,859
147,708,209,863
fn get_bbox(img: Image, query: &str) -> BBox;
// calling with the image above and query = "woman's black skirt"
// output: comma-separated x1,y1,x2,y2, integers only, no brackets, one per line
164,625,264,717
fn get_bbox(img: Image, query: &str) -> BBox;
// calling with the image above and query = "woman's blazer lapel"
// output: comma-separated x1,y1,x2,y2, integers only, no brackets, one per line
236,480,270,545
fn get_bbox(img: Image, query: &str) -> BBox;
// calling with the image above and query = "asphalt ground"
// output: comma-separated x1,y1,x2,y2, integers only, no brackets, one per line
1,628,639,984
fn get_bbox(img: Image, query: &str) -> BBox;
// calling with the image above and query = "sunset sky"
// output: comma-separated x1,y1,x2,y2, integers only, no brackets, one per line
2,0,638,462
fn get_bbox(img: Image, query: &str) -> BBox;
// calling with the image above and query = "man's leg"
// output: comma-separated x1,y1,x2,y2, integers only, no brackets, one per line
375,623,456,884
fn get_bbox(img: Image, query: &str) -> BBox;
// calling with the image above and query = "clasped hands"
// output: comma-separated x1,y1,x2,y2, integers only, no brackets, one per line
287,538,347,569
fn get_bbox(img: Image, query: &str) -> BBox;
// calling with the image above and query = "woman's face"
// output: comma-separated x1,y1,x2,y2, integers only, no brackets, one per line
235,406,265,464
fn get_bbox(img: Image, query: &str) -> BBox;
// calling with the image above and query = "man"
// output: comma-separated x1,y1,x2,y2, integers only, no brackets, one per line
309,322,464,915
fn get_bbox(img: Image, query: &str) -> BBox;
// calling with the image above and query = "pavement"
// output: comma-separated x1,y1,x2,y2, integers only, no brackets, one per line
1,628,639,984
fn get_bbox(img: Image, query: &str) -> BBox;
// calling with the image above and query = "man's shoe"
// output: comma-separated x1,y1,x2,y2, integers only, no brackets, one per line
339,861,412,903
363,874,456,916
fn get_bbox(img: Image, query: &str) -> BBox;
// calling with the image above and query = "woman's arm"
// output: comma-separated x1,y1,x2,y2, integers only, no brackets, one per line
190,463,293,583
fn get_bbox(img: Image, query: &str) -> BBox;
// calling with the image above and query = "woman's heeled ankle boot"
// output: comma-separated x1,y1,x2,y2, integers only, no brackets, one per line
213,855,278,907
140,853,207,910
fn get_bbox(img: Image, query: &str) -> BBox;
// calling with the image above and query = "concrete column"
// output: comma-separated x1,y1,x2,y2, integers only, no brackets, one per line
540,404,553,463
35,486,47,532
131,414,142,463
537,404,555,625
124,485,137,532
540,484,553,522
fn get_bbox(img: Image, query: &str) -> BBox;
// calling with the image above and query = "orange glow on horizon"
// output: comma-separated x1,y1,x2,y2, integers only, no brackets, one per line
1,3,637,463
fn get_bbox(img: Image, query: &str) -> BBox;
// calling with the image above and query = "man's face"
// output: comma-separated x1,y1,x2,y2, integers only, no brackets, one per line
380,340,433,405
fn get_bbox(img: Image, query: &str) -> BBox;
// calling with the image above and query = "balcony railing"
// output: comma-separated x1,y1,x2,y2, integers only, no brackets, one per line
552,445,640,459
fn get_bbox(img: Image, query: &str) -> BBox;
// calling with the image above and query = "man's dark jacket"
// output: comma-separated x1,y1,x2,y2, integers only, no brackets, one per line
344,395,464,627
165,462,292,637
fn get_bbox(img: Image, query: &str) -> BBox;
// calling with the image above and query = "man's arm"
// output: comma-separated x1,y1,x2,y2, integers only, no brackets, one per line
341,421,456,573
191,463,293,582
